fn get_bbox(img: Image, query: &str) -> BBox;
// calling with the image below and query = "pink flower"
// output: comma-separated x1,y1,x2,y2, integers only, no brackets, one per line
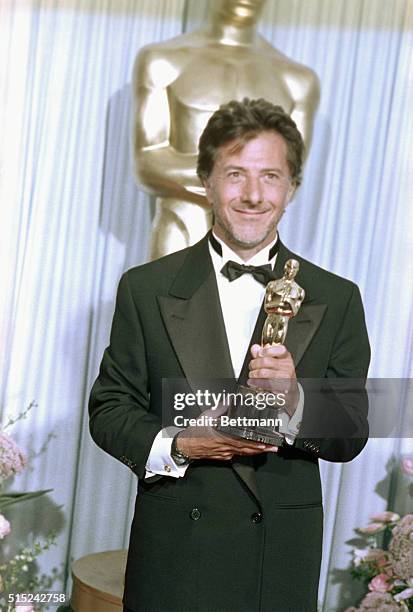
370,512,400,523
14,606,35,612
0,514,11,539
0,432,27,481
400,457,413,476
368,573,393,593
358,522,385,535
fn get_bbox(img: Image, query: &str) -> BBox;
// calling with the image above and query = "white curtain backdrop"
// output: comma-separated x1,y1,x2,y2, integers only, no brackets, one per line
1,1,412,609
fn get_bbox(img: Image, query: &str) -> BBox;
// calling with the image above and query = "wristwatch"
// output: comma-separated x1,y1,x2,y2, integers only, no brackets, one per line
171,432,193,466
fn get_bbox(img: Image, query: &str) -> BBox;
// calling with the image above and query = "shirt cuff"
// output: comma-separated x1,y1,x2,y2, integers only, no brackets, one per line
278,383,304,445
145,427,190,480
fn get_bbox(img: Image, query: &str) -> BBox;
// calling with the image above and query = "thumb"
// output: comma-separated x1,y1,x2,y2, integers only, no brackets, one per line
250,344,261,358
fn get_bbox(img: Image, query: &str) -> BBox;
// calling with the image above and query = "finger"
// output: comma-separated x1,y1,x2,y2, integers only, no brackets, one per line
210,453,233,460
258,345,289,358
249,356,289,370
239,447,275,455
229,437,271,448
235,444,279,456
247,380,291,396
226,442,269,452
227,438,278,452
217,434,268,450
248,368,285,379
250,344,261,358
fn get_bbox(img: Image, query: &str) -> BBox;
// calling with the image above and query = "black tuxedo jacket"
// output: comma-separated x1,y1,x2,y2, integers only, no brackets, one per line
89,235,370,612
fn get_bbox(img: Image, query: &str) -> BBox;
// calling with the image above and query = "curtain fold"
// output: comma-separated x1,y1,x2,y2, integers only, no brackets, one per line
1,1,412,609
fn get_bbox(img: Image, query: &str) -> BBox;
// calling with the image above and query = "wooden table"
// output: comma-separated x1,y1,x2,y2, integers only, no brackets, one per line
71,549,127,612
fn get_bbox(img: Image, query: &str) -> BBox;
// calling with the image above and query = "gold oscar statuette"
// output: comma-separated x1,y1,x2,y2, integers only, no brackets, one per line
218,260,305,445
262,259,305,346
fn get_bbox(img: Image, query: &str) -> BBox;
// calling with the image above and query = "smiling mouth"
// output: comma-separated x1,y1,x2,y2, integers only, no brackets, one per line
234,209,270,216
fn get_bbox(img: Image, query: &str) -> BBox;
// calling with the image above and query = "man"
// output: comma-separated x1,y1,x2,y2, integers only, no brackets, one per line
89,99,370,612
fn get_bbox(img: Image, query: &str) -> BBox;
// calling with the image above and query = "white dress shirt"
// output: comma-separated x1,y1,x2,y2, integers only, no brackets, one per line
145,232,304,479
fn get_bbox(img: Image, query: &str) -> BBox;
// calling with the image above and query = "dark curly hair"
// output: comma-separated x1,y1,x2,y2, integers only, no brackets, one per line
197,98,304,186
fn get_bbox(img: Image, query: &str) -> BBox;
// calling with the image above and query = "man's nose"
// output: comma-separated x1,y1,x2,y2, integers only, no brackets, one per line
242,176,263,205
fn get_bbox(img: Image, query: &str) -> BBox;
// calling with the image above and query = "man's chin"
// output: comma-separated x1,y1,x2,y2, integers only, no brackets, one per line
214,219,277,251
227,232,274,250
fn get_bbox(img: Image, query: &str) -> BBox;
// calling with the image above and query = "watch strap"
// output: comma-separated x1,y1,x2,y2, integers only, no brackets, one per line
171,432,192,465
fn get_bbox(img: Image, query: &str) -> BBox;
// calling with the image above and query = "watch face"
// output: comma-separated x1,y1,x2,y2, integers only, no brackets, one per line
172,452,189,466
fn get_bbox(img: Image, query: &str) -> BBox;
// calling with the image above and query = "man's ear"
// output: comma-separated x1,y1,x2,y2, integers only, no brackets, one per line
286,182,297,203
203,177,213,205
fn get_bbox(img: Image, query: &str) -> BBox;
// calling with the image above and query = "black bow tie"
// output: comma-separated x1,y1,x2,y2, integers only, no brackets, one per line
220,260,275,285
208,231,278,286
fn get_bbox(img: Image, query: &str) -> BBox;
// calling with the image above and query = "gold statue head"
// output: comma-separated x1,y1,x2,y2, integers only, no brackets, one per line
214,0,267,25
284,259,300,280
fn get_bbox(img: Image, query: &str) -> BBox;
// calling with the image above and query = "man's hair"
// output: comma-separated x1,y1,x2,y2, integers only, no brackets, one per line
197,98,304,186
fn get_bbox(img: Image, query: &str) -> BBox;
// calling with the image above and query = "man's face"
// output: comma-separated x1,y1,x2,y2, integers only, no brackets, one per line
204,131,296,259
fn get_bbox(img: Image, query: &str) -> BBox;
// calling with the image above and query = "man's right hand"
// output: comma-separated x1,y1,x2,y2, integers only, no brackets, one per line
176,427,278,461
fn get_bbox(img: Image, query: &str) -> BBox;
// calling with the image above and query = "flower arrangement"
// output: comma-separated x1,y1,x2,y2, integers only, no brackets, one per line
0,403,57,612
345,457,413,612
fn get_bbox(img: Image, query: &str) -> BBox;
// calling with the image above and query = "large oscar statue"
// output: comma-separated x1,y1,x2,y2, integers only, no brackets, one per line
132,0,320,259
218,260,305,445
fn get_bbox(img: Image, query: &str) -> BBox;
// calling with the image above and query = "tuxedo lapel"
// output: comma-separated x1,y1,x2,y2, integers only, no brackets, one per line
157,236,234,388
285,304,327,367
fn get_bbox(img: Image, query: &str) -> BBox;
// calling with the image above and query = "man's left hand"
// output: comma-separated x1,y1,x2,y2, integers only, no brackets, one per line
247,344,299,417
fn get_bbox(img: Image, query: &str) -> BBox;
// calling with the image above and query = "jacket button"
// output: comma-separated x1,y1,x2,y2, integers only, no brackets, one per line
251,512,263,524
190,508,201,521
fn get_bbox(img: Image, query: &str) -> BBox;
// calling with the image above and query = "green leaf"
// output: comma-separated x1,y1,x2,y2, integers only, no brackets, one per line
0,489,52,510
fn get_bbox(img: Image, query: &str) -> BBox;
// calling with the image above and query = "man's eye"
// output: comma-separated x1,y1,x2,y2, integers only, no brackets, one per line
226,171,244,183
266,173,280,181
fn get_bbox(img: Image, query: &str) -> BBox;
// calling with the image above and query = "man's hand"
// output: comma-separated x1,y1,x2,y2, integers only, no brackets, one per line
176,425,278,461
247,344,299,417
